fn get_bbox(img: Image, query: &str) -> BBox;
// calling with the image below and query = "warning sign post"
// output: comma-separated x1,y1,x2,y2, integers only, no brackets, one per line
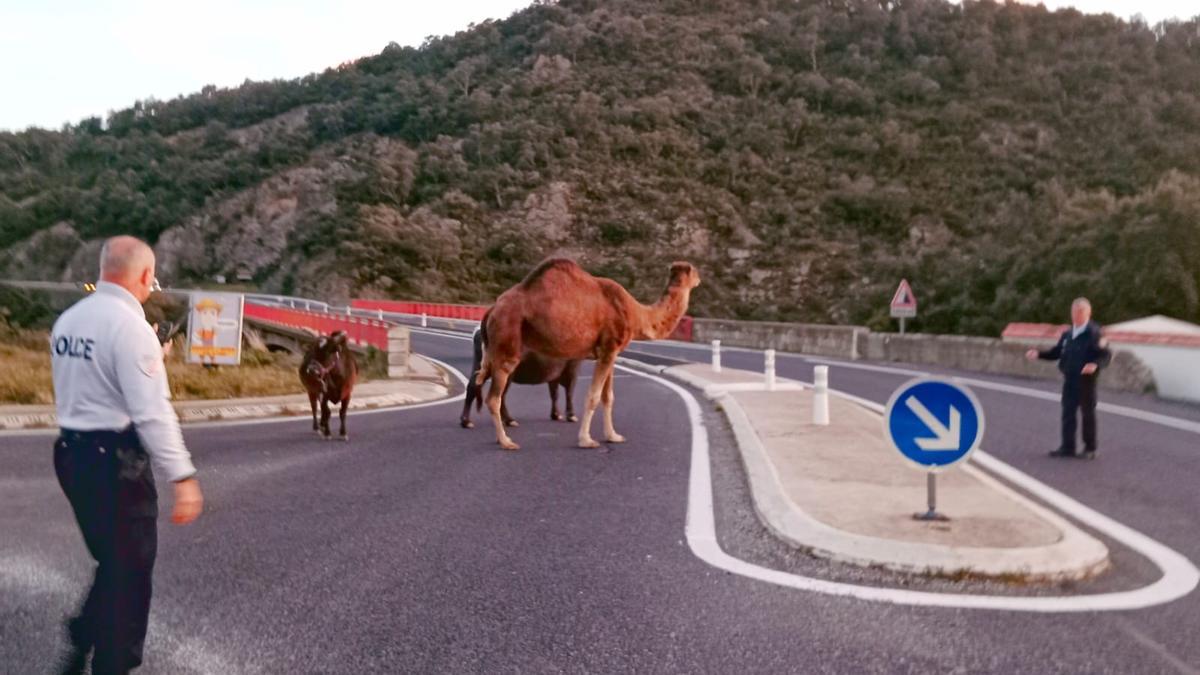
890,279,917,334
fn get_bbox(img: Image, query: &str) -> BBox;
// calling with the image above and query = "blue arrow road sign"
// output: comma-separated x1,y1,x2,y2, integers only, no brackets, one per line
884,378,984,471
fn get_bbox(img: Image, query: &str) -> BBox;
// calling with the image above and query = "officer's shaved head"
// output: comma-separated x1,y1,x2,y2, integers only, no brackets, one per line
99,236,157,302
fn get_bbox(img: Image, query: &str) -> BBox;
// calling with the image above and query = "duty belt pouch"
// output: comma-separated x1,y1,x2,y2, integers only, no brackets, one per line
116,426,159,519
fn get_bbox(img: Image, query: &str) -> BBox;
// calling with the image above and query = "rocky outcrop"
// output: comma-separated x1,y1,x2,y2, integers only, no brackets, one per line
0,222,86,281
154,156,359,287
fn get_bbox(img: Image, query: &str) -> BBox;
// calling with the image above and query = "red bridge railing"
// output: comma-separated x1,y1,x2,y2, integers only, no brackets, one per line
245,303,390,350
351,298,694,342
351,299,489,322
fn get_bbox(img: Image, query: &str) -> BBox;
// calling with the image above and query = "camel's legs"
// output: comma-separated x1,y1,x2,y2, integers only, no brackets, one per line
578,355,617,448
502,381,517,427
602,369,625,443
486,364,520,450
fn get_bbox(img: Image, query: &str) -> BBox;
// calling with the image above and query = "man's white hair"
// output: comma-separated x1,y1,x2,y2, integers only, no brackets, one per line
99,236,154,280
1072,297,1092,309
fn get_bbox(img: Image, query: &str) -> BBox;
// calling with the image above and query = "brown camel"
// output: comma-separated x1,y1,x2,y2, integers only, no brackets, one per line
476,258,700,450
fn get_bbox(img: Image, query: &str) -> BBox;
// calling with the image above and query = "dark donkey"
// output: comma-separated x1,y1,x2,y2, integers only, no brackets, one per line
461,323,579,429
300,330,359,441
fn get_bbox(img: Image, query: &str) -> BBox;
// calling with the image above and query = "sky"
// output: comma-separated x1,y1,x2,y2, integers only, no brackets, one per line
0,0,536,132
0,0,1195,133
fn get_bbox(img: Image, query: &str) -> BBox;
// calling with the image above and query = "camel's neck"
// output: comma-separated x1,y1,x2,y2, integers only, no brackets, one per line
632,286,693,341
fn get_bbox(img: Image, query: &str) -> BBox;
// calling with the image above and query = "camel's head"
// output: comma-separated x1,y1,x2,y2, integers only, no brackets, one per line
669,262,701,291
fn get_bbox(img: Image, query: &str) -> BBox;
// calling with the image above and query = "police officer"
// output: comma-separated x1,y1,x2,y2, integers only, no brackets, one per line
51,236,203,674
1025,297,1112,460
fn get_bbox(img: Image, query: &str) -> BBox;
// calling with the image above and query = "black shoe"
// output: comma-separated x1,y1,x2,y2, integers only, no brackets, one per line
1048,448,1076,458
1080,450,1097,461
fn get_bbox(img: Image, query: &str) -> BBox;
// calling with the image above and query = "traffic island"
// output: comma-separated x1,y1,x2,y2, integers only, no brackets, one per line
649,361,1110,582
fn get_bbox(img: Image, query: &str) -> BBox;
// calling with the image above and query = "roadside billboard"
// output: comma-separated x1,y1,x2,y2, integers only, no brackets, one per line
186,291,244,365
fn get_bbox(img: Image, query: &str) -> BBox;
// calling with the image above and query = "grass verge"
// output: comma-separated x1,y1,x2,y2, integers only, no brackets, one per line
0,327,310,404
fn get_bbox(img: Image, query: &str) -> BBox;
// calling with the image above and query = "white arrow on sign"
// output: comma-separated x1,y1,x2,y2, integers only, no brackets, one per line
904,396,961,451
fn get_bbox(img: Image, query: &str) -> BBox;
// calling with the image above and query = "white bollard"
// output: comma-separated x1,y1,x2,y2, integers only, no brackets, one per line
813,365,830,426
377,309,384,321
764,349,776,391
345,306,351,316
421,313,428,328
712,340,722,373
304,301,311,311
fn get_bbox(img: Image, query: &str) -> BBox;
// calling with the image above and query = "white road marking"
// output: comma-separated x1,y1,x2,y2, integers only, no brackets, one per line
1109,615,1200,675
802,355,1200,436
618,364,1200,612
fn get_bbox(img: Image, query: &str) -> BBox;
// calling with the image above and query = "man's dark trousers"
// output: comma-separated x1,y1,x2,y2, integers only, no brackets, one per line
54,428,158,674
1062,374,1098,452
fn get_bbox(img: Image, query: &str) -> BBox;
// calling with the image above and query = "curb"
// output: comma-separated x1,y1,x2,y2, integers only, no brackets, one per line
649,363,1111,581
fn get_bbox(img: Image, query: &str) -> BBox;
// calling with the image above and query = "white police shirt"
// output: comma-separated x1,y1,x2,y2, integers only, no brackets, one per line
51,282,196,482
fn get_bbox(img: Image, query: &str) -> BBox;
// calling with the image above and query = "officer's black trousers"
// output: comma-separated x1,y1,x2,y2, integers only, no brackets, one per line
1061,375,1098,452
54,428,158,675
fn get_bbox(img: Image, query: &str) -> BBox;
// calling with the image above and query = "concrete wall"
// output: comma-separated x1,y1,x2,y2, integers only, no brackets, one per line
865,333,1155,394
688,319,1156,394
691,319,868,360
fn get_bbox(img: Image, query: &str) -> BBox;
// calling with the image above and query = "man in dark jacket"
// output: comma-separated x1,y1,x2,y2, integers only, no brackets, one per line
1026,298,1112,460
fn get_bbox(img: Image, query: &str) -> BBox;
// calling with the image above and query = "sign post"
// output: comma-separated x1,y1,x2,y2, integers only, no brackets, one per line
186,291,245,366
889,279,917,334
883,378,984,521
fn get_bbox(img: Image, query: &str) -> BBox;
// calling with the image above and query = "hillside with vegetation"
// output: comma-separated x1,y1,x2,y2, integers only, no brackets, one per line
1,0,1199,335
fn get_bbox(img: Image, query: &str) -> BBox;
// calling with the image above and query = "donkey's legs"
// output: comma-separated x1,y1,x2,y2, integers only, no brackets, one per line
564,370,578,423
548,382,563,421
461,371,478,428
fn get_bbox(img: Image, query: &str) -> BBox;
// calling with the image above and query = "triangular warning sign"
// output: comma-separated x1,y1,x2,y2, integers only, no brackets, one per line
891,279,917,310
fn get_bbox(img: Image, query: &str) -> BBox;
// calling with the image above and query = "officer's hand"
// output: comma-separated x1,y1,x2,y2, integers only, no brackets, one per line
1081,363,1098,375
171,478,203,525
1025,349,1038,361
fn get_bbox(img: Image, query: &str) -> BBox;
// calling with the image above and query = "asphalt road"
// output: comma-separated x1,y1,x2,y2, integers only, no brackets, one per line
2,327,1199,674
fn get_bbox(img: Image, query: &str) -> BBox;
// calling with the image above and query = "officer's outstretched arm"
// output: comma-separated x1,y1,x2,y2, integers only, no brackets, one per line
114,322,198,484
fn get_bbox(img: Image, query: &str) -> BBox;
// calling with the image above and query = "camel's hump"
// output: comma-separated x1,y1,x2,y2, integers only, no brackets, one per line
520,258,585,287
